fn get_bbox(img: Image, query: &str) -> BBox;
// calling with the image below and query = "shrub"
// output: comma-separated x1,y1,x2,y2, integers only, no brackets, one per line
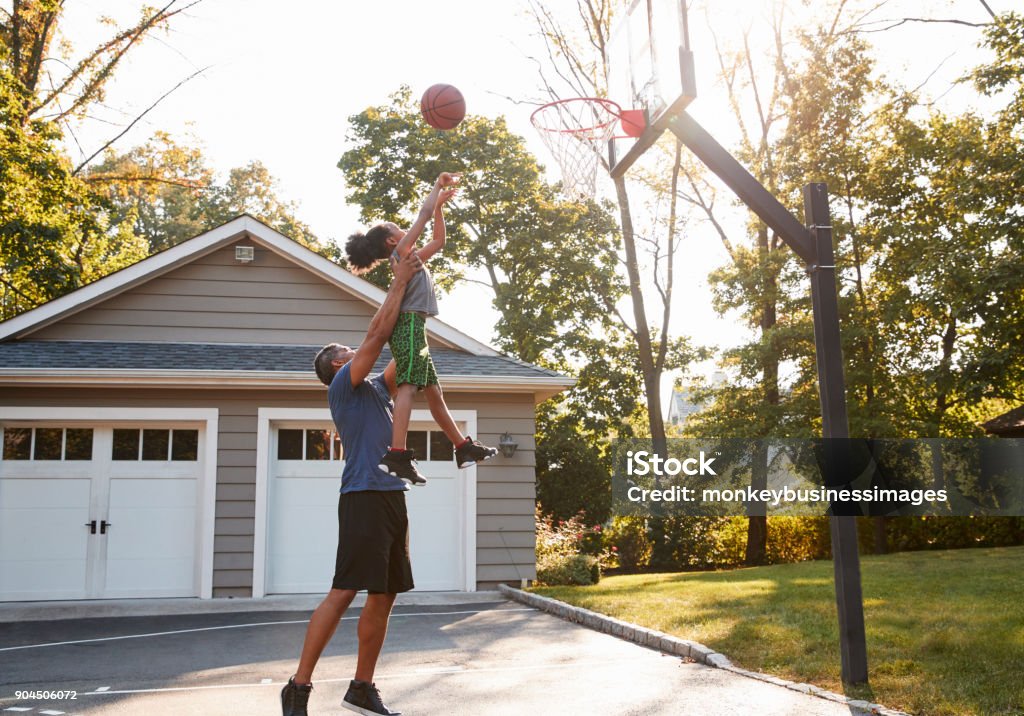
535,506,611,584
766,516,832,564
648,515,745,570
536,553,599,586
603,516,653,572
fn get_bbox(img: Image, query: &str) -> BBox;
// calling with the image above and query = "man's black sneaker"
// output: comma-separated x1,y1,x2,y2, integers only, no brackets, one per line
456,436,498,468
281,677,312,716
378,449,427,486
342,679,401,716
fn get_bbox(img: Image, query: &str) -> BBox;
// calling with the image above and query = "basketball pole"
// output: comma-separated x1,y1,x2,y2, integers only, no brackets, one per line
661,111,870,685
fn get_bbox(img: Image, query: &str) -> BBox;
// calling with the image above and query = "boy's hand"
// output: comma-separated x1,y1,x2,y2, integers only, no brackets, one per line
435,188,458,212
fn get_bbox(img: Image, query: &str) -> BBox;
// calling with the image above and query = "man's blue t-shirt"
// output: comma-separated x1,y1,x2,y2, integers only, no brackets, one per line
327,362,408,494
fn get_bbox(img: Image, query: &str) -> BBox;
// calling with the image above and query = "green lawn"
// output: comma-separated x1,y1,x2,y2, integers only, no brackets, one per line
531,546,1024,715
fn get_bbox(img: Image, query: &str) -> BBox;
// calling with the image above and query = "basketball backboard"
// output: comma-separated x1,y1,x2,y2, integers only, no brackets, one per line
606,0,697,176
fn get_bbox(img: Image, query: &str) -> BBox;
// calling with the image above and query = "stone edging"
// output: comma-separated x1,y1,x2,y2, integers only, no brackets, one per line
497,584,911,716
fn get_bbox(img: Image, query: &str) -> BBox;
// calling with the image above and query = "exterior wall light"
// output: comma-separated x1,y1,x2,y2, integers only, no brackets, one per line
498,432,518,458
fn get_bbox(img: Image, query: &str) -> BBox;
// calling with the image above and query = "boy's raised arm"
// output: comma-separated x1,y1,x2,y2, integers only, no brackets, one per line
392,172,459,259
416,187,456,263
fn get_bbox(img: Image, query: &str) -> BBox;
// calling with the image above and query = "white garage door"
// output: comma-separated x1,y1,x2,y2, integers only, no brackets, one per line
265,421,466,594
0,424,205,601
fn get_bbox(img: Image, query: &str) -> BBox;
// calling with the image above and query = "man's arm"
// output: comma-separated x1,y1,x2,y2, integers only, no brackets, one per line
347,252,422,386
392,172,459,259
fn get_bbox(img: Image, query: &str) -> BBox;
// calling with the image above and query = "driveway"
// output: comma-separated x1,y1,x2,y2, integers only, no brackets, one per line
1,600,864,715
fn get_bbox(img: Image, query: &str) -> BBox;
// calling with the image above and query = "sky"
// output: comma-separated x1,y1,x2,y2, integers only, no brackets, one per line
53,0,1014,410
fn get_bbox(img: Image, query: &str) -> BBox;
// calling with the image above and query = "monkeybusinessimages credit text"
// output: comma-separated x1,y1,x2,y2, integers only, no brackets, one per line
609,439,1024,517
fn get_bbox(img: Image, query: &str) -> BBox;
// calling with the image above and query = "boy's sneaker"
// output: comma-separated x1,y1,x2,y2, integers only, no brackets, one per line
281,677,312,716
342,679,401,716
378,449,427,486
456,436,498,468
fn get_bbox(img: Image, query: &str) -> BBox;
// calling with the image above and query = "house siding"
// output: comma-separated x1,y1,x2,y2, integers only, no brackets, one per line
0,385,536,594
29,243,378,347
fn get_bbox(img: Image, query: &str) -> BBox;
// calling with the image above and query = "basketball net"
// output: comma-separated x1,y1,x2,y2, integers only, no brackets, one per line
530,98,623,202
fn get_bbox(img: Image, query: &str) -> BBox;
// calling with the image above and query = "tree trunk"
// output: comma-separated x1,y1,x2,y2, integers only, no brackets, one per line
613,174,666,451
933,316,958,435
746,224,777,563
872,516,888,554
746,442,769,566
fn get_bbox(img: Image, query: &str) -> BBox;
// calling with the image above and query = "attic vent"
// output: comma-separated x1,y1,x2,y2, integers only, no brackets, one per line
235,246,255,263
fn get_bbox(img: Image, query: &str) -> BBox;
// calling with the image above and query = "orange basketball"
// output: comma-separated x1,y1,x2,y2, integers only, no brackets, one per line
421,84,466,130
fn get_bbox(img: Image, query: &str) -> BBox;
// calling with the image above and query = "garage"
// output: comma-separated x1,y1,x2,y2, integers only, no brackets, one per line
0,218,566,598
0,409,218,602
256,408,474,595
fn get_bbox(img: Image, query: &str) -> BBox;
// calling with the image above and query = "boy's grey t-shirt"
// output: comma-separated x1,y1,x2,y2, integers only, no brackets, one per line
393,250,439,315
327,362,408,494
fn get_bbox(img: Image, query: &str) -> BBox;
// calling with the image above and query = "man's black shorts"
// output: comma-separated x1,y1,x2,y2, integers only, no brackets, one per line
332,490,414,594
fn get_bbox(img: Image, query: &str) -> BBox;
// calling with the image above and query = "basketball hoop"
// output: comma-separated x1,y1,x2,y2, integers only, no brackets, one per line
530,97,645,201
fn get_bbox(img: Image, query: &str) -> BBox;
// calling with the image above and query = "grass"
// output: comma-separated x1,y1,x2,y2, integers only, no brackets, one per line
531,546,1024,715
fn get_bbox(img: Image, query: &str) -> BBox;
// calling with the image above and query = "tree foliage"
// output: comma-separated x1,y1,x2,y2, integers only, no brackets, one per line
0,62,145,318
0,1,327,319
86,132,327,256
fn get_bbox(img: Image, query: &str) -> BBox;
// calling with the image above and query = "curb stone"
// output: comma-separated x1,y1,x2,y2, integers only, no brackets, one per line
497,584,911,716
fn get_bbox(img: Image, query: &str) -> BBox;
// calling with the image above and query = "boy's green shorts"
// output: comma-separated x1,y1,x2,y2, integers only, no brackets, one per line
390,312,439,388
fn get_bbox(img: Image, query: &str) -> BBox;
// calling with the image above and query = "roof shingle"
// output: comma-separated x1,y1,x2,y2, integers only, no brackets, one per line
0,341,564,380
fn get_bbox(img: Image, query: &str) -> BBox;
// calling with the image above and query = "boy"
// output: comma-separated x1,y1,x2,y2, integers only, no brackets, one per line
344,172,497,484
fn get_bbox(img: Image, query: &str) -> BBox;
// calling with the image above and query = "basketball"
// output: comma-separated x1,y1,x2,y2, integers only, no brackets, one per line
421,84,466,130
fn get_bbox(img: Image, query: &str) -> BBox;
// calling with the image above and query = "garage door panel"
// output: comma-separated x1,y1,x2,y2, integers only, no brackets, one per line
266,422,467,594
106,506,197,559
0,478,91,600
0,559,89,600
266,475,337,593
104,555,196,597
105,477,198,596
407,475,460,591
109,477,198,508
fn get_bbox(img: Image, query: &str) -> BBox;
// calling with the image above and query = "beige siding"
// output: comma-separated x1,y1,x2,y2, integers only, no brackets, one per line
2,385,540,593
30,243,378,346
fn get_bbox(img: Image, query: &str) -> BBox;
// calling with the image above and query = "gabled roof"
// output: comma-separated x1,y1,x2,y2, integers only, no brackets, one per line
0,214,498,357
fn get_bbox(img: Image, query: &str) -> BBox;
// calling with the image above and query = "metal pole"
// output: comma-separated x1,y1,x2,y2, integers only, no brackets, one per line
804,183,869,685
663,110,869,685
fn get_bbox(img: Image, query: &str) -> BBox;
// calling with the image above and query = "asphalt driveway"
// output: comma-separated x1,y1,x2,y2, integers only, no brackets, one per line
1,601,864,715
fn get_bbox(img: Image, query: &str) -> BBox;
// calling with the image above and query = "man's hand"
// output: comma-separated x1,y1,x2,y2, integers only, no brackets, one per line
390,250,423,283
437,172,461,188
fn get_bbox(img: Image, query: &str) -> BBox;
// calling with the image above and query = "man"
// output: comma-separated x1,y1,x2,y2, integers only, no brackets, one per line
281,181,453,716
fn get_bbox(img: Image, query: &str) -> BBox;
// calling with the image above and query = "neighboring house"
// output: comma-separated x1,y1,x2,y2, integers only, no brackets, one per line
0,215,572,602
666,372,725,428
982,405,1024,438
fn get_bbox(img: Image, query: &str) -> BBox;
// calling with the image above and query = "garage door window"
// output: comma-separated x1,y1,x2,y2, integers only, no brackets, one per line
277,429,343,461
2,427,94,461
112,428,199,461
406,430,453,461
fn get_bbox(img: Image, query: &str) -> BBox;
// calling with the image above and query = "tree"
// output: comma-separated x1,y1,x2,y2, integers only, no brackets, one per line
0,63,145,318
86,132,328,256
1,0,204,131
526,0,688,450
0,1,207,317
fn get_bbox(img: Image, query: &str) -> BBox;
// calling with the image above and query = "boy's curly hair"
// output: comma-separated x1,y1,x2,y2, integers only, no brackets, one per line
345,224,393,273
